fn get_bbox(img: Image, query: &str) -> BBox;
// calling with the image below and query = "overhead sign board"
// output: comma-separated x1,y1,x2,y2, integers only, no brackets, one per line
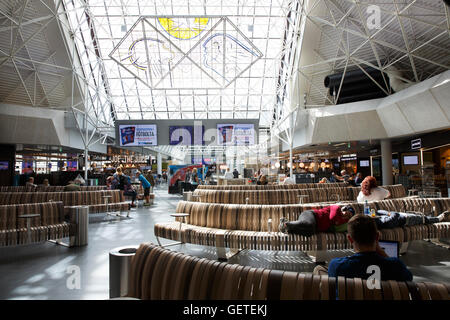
411,138,421,150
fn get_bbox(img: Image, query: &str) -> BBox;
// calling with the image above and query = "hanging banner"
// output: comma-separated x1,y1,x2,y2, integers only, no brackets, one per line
119,124,158,146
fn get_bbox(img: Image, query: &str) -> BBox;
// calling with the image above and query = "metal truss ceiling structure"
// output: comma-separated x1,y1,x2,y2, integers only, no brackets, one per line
299,0,450,107
0,0,69,108
71,0,303,126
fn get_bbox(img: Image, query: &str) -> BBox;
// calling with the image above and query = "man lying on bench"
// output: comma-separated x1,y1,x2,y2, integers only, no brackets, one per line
278,205,450,236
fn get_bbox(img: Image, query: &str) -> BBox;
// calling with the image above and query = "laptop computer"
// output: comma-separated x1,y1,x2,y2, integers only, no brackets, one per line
379,240,400,258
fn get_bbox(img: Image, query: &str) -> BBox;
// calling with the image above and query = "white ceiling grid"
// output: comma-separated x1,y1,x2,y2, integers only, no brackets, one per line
84,0,301,125
0,0,68,108
299,0,450,107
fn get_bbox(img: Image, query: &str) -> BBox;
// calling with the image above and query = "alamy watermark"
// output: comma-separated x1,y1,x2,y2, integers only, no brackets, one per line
366,5,381,30
66,265,81,290
366,265,381,289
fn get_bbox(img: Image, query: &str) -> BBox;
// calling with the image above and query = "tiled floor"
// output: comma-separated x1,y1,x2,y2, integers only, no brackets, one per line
0,186,449,300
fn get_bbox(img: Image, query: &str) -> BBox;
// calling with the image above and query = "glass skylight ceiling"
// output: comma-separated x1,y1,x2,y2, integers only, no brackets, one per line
82,0,300,126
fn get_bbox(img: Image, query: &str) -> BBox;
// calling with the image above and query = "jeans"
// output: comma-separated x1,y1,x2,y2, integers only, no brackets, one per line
285,210,317,236
375,210,440,229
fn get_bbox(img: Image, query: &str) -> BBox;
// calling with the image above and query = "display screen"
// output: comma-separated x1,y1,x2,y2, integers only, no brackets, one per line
119,124,157,146
359,160,370,167
217,124,255,146
0,161,9,170
67,161,78,169
169,125,204,146
22,161,33,174
403,155,419,165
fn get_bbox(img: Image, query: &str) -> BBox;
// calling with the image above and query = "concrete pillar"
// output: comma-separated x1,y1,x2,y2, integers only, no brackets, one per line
157,152,162,175
380,139,393,185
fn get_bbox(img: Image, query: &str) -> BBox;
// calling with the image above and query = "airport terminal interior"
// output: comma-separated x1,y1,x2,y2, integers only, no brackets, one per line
0,0,449,303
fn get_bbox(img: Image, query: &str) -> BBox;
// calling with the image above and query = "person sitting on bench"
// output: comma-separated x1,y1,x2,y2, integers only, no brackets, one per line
115,167,136,208
278,205,355,236
313,214,413,282
64,179,81,192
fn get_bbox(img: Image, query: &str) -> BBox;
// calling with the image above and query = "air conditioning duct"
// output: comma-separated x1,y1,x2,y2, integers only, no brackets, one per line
324,66,390,104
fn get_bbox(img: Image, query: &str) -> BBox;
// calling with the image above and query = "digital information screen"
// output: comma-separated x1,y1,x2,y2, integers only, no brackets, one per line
169,125,204,146
119,124,157,146
217,124,255,146
0,161,9,170
403,155,418,165
359,160,370,167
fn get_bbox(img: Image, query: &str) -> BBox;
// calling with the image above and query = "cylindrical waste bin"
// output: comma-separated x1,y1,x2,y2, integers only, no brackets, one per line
69,206,89,247
109,246,138,298
183,191,192,201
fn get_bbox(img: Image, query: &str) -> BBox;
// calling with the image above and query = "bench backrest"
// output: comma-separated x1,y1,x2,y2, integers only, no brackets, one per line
0,186,108,192
176,197,450,232
197,182,348,190
127,243,450,300
0,201,64,230
193,185,406,204
0,190,124,206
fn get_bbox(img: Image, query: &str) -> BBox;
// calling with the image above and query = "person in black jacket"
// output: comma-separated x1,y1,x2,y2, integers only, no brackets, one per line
114,167,136,208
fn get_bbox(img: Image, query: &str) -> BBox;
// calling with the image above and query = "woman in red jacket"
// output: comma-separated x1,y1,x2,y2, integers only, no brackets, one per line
279,205,355,236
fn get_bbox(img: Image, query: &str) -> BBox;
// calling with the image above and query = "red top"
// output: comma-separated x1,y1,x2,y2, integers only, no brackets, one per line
313,205,349,232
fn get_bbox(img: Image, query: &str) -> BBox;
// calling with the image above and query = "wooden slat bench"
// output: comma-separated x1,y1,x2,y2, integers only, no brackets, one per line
192,185,406,204
154,198,449,258
197,182,349,190
0,190,130,216
154,221,450,252
126,243,450,300
0,201,71,247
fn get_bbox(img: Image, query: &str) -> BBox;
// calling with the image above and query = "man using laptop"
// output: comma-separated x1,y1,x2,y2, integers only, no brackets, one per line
314,214,413,281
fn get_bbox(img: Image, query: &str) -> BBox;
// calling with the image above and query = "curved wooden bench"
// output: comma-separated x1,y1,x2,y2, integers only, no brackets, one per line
126,243,450,300
154,198,450,256
154,221,450,251
172,198,449,232
192,185,406,204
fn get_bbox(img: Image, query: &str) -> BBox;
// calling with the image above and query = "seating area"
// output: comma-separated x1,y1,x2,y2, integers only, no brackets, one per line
0,190,129,214
153,196,450,251
127,243,450,300
0,201,70,246
1,0,449,306
192,184,407,204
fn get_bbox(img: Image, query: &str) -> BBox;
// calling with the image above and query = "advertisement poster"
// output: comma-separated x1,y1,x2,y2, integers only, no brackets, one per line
119,124,157,146
0,161,9,170
217,124,255,146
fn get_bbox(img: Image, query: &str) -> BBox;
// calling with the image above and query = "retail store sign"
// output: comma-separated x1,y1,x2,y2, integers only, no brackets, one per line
339,154,357,161
411,138,421,150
